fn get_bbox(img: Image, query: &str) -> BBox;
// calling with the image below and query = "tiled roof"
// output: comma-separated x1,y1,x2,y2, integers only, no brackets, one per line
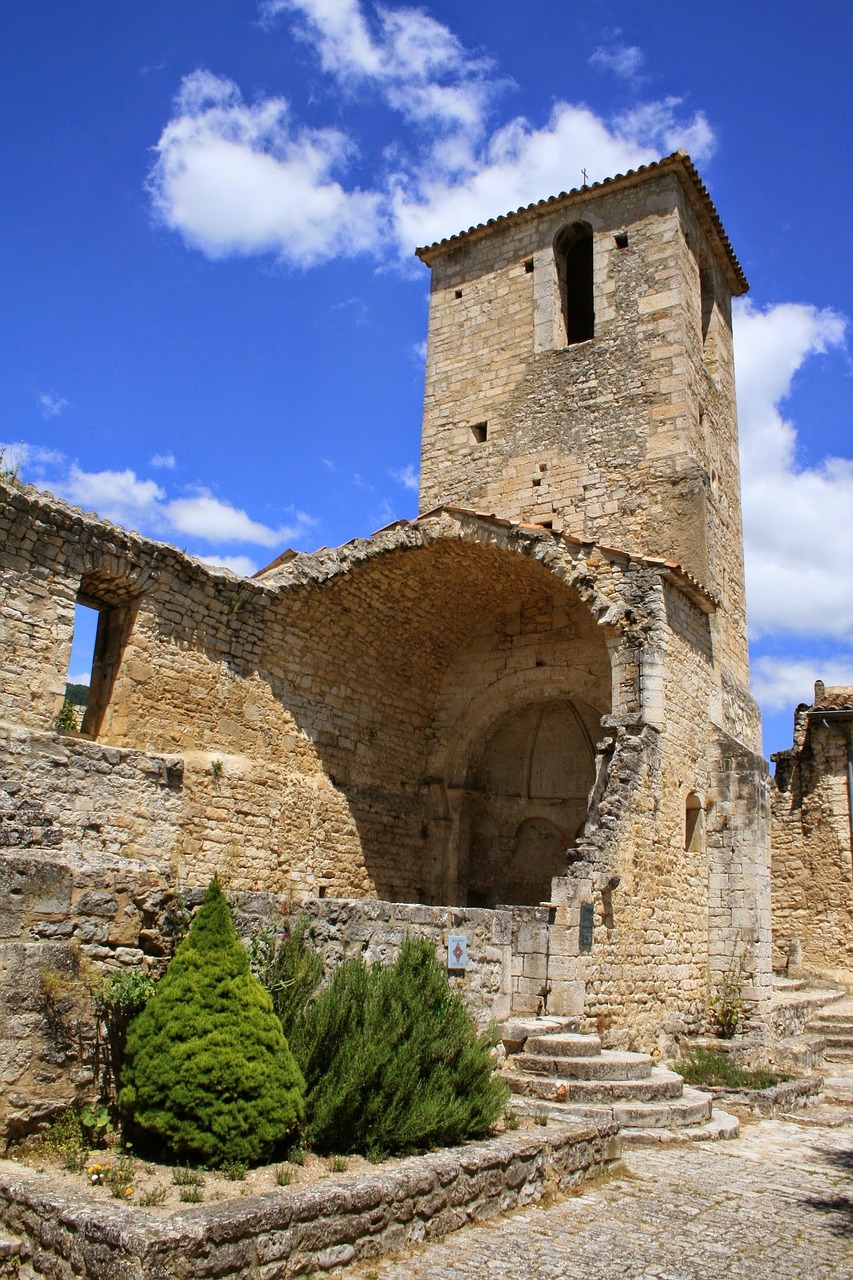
812,690,853,713
415,151,748,297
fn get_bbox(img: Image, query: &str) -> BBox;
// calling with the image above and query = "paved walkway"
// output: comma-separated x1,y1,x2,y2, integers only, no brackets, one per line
349,1109,853,1280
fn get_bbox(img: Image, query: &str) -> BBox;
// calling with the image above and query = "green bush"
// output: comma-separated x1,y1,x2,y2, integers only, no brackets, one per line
119,876,304,1167
248,916,323,1045
291,936,509,1155
675,1047,789,1090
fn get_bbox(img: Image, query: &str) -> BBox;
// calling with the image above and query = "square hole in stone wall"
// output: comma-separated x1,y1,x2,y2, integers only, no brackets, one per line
470,421,488,443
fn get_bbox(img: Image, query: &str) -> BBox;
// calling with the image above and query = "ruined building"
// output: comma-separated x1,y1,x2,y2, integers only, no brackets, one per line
771,681,853,980
0,152,773,1141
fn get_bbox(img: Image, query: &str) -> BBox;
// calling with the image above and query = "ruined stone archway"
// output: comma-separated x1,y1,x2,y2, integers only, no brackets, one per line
458,696,599,907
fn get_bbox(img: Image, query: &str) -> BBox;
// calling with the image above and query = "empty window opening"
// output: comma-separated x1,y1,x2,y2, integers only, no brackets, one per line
614,231,629,249
59,602,99,733
67,583,139,739
470,421,488,444
685,793,705,853
524,258,534,273
454,289,463,299
539,463,548,473
532,477,542,488
555,222,594,346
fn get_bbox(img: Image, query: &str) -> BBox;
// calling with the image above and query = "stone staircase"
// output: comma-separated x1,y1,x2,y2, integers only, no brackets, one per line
499,1017,739,1146
806,997,853,1063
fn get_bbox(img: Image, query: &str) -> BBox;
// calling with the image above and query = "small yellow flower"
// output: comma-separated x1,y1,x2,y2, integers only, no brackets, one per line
125,1187,133,1198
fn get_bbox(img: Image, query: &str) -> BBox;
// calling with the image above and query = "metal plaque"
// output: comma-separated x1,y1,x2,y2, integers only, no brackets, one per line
579,902,595,949
447,934,468,970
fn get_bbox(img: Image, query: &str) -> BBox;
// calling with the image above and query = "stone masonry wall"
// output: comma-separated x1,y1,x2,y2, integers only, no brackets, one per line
771,707,853,979
0,839,550,1144
418,162,752,708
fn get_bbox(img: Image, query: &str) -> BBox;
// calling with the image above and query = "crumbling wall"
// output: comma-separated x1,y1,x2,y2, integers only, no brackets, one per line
771,700,853,978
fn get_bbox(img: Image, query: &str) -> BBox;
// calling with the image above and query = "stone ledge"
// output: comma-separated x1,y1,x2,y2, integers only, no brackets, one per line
0,1120,620,1279
703,1075,824,1117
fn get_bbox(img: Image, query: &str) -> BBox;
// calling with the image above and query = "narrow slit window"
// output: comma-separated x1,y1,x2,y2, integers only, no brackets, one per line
685,794,704,853
555,222,594,346
524,258,534,273
59,602,99,732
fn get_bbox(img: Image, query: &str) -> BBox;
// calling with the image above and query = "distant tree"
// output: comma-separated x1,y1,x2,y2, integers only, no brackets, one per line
120,876,304,1166
64,682,90,707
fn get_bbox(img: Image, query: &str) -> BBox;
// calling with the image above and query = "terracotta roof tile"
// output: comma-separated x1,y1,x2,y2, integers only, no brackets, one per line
415,151,748,297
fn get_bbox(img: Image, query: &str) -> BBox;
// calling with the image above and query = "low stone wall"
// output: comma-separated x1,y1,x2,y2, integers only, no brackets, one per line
704,1075,823,1117
0,1120,620,1279
1,867,549,1143
232,895,553,1029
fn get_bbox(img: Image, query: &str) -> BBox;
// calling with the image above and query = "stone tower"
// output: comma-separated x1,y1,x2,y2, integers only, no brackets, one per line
417,151,751,689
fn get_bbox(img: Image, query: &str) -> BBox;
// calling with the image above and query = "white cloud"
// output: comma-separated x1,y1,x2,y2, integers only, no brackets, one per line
67,670,92,687
389,462,418,490
389,99,714,253
9,445,314,554
39,392,69,418
750,655,853,713
734,299,851,638
262,0,496,130
590,43,645,80
165,489,311,546
150,71,384,266
62,465,166,525
198,552,261,577
150,452,176,469
151,5,715,266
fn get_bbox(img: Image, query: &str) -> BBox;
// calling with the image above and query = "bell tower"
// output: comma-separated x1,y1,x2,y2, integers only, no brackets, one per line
416,151,750,685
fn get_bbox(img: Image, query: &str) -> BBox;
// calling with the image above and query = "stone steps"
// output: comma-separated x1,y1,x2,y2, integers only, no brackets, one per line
509,1086,715,1131
806,997,853,1065
525,1032,602,1058
510,1049,653,1081
503,1065,685,1106
500,1021,738,1144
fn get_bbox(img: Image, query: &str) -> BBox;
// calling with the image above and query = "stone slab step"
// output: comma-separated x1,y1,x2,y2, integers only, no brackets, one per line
524,1032,602,1058
808,1019,853,1034
500,1016,578,1052
503,1066,684,1106
511,1050,653,1081
773,976,809,991
825,1048,853,1062
510,1087,713,1131
621,1108,740,1146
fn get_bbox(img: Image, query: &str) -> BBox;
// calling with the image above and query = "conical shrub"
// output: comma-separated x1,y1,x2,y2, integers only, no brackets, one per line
119,876,304,1166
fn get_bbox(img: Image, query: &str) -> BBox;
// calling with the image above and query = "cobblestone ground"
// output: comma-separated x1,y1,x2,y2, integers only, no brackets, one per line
350,1111,853,1280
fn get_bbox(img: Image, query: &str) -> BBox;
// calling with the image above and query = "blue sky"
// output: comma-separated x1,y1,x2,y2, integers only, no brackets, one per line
2,0,851,761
